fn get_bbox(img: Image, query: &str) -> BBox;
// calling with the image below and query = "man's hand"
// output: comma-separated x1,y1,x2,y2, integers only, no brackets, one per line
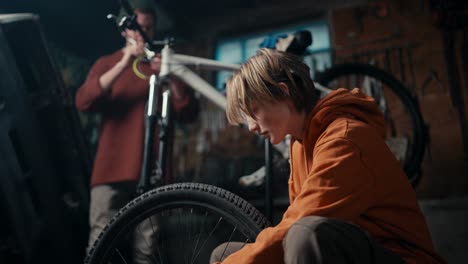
120,38,145,66
99,38,145,92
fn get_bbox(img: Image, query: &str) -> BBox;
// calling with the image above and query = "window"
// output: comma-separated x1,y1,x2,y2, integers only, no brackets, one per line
215,20,331,90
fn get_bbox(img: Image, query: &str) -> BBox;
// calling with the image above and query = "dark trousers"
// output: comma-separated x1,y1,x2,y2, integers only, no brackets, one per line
210,216,405,263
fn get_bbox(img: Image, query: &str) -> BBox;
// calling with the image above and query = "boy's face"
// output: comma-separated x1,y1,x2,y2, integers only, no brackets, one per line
246,100,291,145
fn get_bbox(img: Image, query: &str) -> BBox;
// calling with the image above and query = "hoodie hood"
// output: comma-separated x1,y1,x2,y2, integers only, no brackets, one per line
302,88,385,146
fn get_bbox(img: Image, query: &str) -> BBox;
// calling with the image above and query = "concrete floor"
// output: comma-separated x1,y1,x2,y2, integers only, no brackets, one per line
419,197,468,264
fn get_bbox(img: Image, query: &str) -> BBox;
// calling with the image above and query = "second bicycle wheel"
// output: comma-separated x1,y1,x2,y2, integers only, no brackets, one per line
85,182,270,264
315,63,426,186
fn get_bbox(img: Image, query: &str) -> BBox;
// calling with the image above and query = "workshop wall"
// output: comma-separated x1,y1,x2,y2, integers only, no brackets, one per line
173,0,468,199
329,0,468,198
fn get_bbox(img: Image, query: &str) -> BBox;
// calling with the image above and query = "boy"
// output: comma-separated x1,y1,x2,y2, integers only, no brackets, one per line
211,48,444,263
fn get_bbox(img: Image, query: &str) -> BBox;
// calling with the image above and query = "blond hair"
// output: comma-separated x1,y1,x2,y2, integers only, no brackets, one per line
226,48,318,125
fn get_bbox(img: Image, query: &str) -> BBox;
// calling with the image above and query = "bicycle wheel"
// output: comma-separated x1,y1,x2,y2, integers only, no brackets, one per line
315,63,426,186
85,182,270,264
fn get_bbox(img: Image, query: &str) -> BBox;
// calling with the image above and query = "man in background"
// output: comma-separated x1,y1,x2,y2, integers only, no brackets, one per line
75,5,198,262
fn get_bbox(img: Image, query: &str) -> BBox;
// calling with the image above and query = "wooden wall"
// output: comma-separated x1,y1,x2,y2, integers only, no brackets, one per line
329,0,468,198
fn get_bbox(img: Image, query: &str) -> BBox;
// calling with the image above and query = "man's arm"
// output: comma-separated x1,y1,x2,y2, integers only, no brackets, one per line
97,54,130,93
75,42,145,112
99,42,145,92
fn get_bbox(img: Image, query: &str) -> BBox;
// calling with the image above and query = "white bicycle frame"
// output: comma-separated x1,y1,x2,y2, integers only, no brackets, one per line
157,43,333,111
158,44,237,110
140,42,243,192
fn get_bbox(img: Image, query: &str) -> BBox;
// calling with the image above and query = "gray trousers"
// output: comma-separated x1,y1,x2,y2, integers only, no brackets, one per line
210,216,405,263
88,182,159,264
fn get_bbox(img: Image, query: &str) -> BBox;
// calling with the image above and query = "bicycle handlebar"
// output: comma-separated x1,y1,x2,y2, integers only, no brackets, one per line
117,0,156,53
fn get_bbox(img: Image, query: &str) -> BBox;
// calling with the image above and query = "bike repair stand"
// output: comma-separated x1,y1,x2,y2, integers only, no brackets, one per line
264,140,273,222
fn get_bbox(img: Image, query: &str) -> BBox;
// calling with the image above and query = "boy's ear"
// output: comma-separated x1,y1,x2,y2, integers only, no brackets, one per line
278,82,290,96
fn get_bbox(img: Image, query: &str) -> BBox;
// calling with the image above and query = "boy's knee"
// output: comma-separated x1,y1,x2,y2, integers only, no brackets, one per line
282,216,329,263
292,215,329,229
283,216,377,264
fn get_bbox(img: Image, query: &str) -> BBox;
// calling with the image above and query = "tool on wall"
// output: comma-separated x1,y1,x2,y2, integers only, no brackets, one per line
406,43,417,95
420,68,444,96
369,0,390,18
397,47,406,84
429,0,468,158
338,24,401,50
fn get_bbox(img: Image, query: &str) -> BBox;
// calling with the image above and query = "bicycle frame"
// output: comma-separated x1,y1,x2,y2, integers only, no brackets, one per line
159,42,332,110
137,41,239,194
160,45,332,107
160,44,239,109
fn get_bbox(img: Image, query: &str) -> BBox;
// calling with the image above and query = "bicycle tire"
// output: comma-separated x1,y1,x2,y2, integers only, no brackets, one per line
315,63,426,186
85,182,270,264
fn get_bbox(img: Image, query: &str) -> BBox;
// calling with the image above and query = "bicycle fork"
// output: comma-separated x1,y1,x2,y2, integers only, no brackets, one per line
137,74,172,194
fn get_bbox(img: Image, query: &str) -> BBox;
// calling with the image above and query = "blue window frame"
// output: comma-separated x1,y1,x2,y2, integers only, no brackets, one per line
215,20,331,91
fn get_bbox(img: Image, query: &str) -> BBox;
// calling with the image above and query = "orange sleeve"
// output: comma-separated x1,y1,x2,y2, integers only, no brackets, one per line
220,138,374,264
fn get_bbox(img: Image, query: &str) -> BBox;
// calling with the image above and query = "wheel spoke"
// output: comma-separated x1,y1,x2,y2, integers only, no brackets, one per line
115,248,129,264
191,216,223,263
219,226,237,260
190,232,202,263
149,216,165,264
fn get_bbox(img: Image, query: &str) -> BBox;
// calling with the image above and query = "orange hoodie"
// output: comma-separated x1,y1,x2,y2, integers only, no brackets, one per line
220,88,444,264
